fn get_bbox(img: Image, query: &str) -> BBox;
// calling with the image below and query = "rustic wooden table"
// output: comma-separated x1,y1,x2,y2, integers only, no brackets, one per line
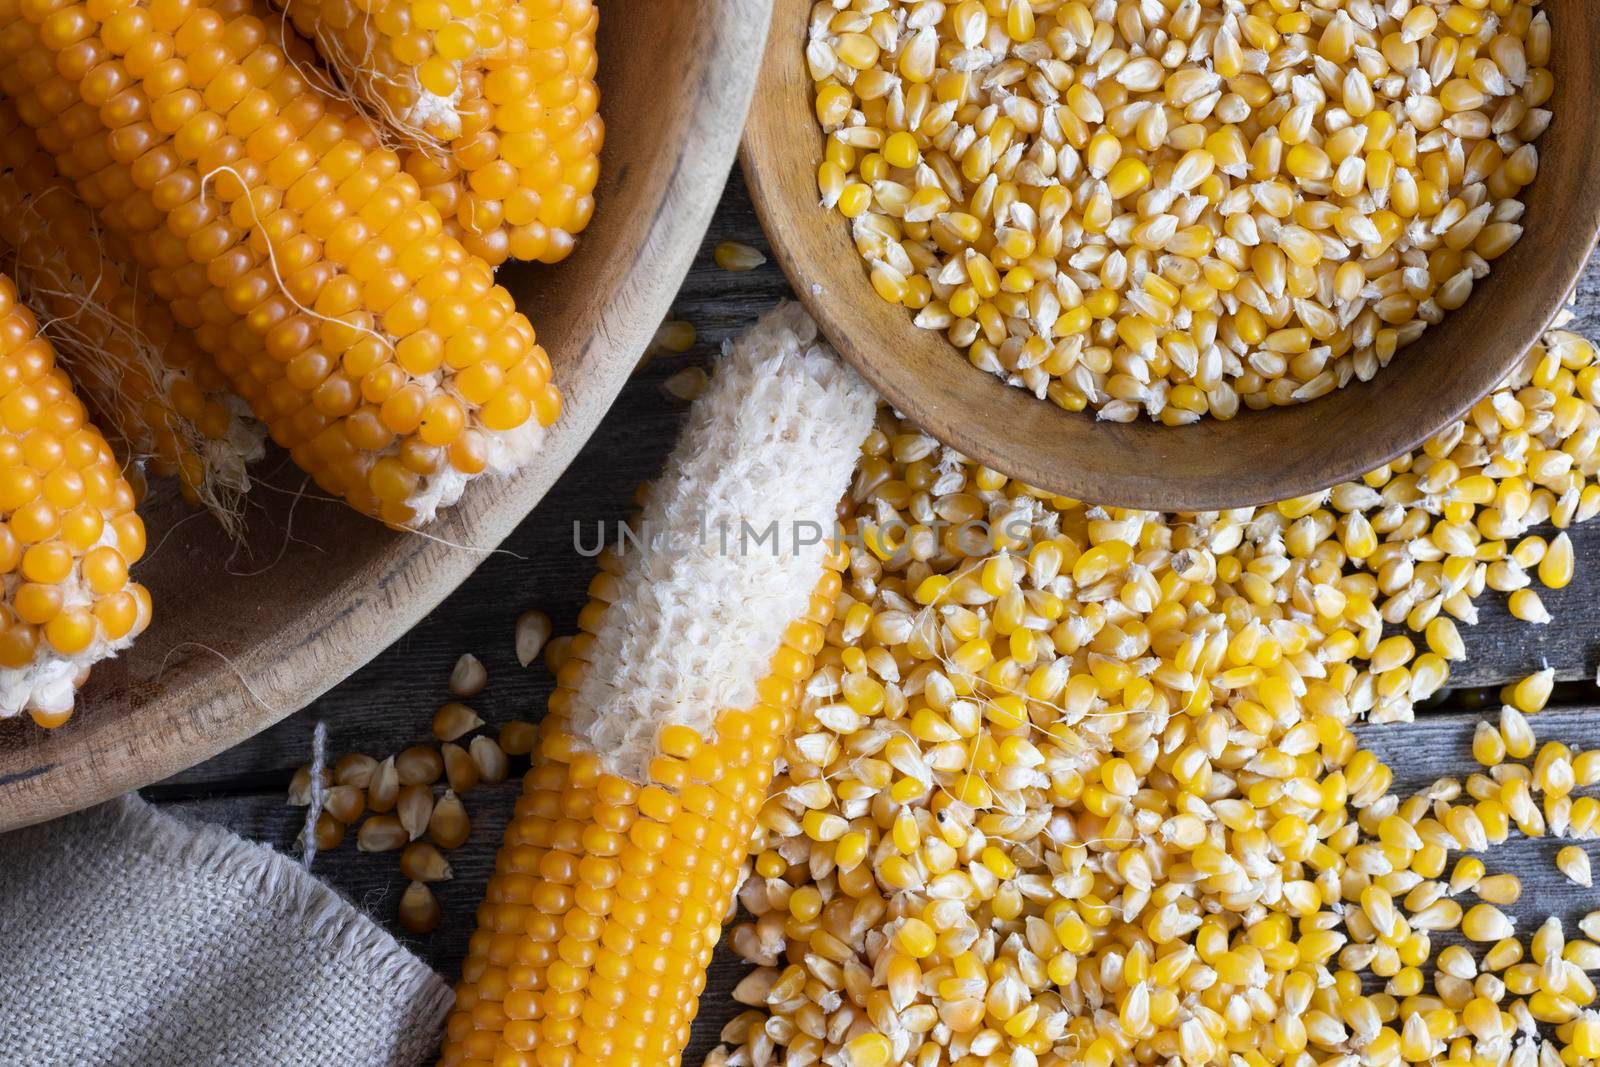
146,166,1600,1064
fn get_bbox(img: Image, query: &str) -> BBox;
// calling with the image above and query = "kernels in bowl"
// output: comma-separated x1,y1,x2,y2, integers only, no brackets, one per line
807,0,1554,423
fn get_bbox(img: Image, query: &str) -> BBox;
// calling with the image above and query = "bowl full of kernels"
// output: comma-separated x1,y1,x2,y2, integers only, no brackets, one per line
744,0,1600,511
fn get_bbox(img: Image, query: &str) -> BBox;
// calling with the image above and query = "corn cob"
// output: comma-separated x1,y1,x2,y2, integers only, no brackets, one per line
0,99,260,525
276,0,602,266
0,0,560,525
440,306,875,1067
0,270,150,726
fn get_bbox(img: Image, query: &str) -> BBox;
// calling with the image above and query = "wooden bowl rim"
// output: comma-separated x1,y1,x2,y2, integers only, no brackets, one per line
743,0,1600,512
0,0,774,832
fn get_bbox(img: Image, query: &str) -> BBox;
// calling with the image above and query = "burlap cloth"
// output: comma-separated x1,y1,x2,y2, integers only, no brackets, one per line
0,794,451,1066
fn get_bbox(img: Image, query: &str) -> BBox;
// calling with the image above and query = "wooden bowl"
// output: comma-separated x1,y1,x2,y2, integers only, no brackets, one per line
744,0,1600,512
0,0,773,831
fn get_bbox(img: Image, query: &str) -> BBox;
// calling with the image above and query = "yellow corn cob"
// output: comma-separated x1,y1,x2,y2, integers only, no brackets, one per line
0,99,259,523
277,0,602,266
440,307,875,1066
0,0,560,525
0,270,150,727
441,557,843,1067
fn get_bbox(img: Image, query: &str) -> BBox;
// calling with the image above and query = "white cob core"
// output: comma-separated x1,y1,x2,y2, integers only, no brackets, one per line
568,304,876,781
404,417,543,526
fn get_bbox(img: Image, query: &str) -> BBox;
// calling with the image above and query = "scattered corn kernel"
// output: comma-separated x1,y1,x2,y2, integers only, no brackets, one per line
448,654,487,699
1560,846,1594,888
398,880,441,934
664,367,711,403
653,320,698,355
515,610,553,668
714,241,768,272
432,702,484,743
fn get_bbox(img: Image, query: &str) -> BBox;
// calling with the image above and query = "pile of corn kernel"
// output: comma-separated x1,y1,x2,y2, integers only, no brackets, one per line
807,0,1552,422
288,612,558,934
711,328,1600,1067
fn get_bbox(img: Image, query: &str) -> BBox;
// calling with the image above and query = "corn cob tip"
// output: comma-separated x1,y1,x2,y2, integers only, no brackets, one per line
400,418,544,529
0,275,151,725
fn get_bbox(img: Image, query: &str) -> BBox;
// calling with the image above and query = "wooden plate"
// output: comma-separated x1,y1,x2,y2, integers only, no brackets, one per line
0,0,774,831
743,0,1600,512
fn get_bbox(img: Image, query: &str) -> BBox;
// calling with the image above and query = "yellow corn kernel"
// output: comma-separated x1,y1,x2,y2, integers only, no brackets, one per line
1462,903,1515,942
1476,873,1523,906
1559,846,1594,888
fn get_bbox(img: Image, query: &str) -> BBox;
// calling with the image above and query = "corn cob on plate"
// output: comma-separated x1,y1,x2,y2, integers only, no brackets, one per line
0,0,770,831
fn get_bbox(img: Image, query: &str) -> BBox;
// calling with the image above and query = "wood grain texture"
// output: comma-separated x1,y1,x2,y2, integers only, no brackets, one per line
132,174,1600,1065
0,0,775,831
742,0,1600,513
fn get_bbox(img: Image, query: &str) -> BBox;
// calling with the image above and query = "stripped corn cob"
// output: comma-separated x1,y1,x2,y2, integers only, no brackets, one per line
277,0,602,265
0,0,560,525
0,271,149,726
0,99,260,525
440,306,875,1066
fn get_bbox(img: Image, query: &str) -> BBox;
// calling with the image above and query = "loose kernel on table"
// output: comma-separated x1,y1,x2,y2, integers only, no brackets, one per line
310,812,345,852
447,654,487,699
395,746,445,787
514,609,553,668
397,784,435,842
1559,845,1594,888
440,742,480,794
357,814,408,854
428,791,471,851
652,320,699,354
286,764,329,807
332,753,379,789
1505,666,1555,714
663,366,711,402
367,758,400,814
322,785,365,824
807,0,1553,422
714,241,768,272
467,735,508,783
398,841,453,883
397,881,441,935
431,702,483,743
